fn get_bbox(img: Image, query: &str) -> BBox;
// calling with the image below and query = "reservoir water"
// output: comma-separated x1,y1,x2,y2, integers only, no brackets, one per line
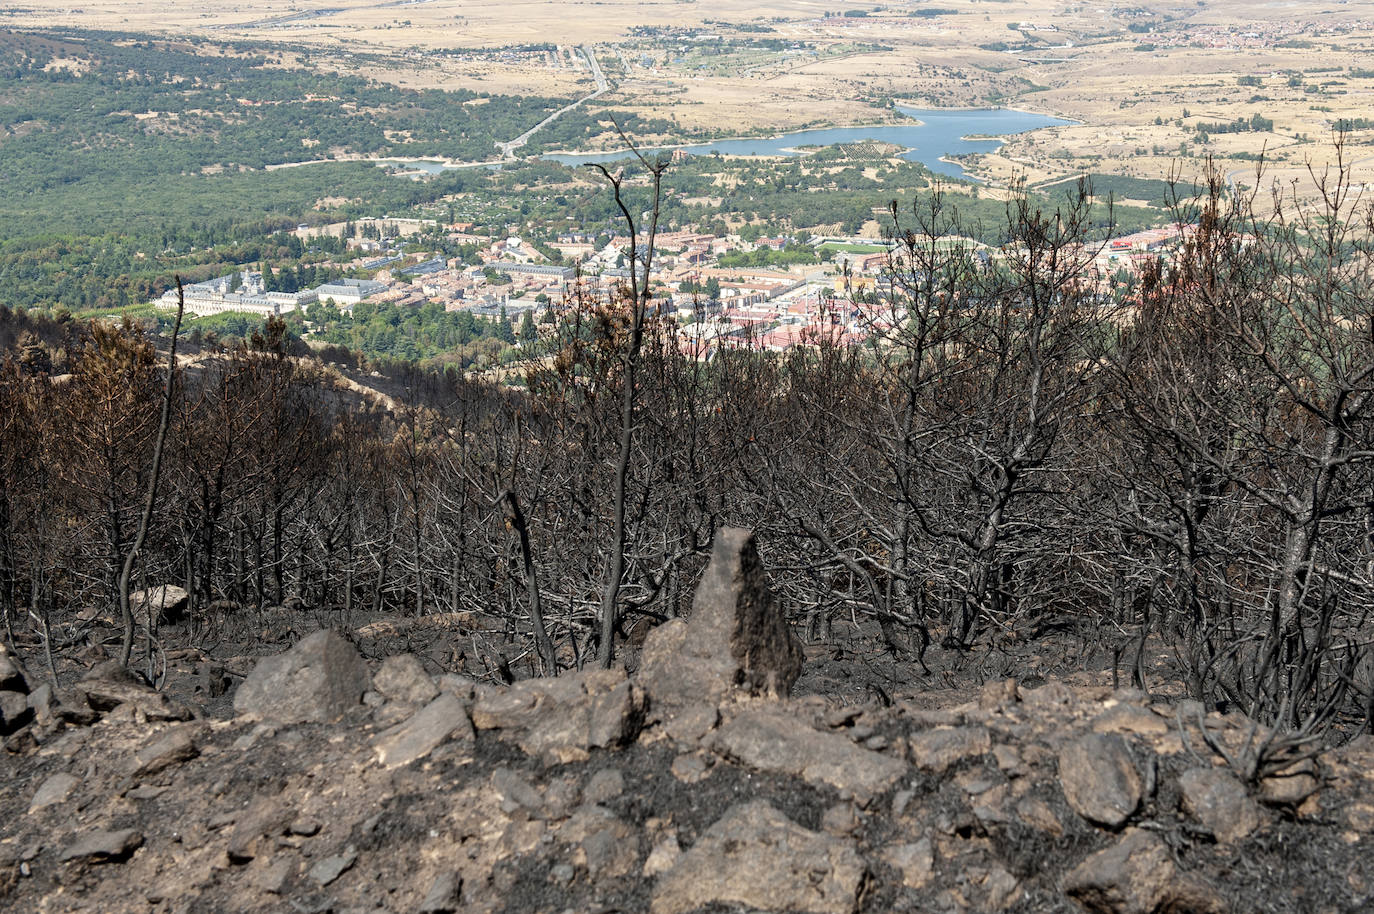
542,107,1075,181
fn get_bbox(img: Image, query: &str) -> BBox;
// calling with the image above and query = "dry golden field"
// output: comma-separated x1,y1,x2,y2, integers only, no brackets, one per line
8,0,1374,193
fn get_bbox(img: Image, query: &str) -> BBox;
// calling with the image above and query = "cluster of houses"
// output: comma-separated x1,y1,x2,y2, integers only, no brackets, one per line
154,217,1202,358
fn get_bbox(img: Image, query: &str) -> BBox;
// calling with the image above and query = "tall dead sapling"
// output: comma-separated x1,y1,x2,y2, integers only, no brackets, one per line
118,277,185,667
588,142,669,668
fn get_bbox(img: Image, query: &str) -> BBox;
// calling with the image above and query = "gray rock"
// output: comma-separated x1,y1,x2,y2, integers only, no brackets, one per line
79,667,194,722
492,767,544,818
881,838,934,889
60,828,144,864
0,690,31,734
374,653,439,706
651,800,864,914
909,726,992,774
233,630,370,724
29,772,79,813
372,691,473,769
250,857,293,893
1259,757,1320,807
1179,767,1263,843
227,796,296,863
584,766,625,805
1064,828,1225,914
639,527,803,716
308,849,356,886
131,584,190,624
713,708,907,804
417,872,463,913
131,726,199,778
0,647,30,693
470,667,644,763
1058,733,1144,828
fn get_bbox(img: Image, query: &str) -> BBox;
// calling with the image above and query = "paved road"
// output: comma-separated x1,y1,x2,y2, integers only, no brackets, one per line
496,45,610,159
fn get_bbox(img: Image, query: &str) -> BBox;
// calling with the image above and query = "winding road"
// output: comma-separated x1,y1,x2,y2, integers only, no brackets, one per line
496,46,610,160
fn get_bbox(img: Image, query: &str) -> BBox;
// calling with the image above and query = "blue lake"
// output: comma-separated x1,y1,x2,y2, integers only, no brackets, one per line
542,107,1075,181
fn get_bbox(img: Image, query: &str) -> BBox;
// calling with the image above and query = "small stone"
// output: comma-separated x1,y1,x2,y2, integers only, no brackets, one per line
1179,767,1263,843
670,753,711,784
584,767,625,806
662,702,720,745
372,691,473,769
1259,758,1320,807
882,837,934,889
821,803,859,835
1058,733,1144,829
1064,828,1224,914
374,653,440,706
979,678,1019,710
0,690,32,734
549,863,574,885
60,828,144,864
227,797,295,863
908,726,992,774
251,857,293,894
288,817,321,837
29,772,79,813
308,849,356,886
418,871,463,913
493,767,544,817
642,833,681,877
714,709,907,804
650,800,864,914
0,648,30,692
131,726,199,777
1091,704,1170,738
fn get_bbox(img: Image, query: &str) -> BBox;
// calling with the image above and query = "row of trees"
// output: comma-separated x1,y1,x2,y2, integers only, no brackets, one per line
2,156,1371,743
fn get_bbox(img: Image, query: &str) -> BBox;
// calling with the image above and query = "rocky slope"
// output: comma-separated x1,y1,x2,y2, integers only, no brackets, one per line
2,531,1373,914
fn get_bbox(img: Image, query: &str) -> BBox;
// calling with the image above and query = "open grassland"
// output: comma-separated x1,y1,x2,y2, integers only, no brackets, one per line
6,0,1374,196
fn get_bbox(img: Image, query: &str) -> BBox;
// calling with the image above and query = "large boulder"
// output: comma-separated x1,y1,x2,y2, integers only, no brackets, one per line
132,584,190,625
640,527,803,716
651,800,865,914
233,630,370,724
470,667,644,763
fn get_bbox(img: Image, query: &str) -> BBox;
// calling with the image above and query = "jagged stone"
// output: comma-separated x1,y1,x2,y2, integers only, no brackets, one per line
0,647,30,693
908,726,992,774
226,796,296,863
1091,703,1170,738
308,848,356,886
1064,828,1225,914
374,653,440,706
417,872,463,913
1259,757,1320,807
882,837,934,889
131,725,199,777
713,708,907,804
60,828,144,864
250,857,293,894
1179,767,1263,843
28,772,79,813
584,766,625,805
131,584,190,624
471,667,644,763
0,690,31,735
492,767,545,818
639,527,803,717
233,629,370,724
79,665,194,722
651,800,864,914
372,691,473,769
1058,733,1144,828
